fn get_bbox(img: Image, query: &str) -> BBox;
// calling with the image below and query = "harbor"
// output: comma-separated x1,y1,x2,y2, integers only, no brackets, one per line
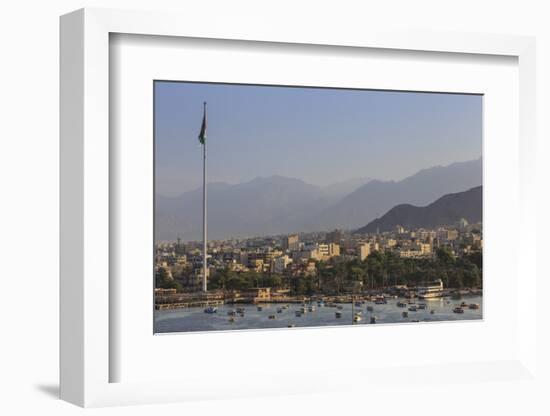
154,294,483,333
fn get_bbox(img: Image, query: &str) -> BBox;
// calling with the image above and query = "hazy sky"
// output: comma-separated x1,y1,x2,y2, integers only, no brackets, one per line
155,81,482,197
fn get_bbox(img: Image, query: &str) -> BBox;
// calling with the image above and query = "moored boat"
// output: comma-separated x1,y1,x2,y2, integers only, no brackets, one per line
453,306,464,313
469,303,480,310
335,311,343,318
204,306,217,314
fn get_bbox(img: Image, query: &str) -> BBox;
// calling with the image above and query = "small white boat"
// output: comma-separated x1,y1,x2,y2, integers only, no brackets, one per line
353,315,362,323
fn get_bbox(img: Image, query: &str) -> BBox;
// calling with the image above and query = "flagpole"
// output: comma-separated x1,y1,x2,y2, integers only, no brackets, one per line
202,102,208,292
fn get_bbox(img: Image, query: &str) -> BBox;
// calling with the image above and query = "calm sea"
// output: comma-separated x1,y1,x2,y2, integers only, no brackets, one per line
154,295,483,333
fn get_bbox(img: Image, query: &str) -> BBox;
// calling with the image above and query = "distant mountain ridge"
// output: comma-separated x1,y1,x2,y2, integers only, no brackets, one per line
311,158,482,230
155,158,482,241
354,186,482,234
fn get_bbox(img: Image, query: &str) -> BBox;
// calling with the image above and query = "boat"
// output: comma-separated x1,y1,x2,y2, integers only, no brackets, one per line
469,303,480,310
228,317,235,323
411,319,420,323
295,310,302,317
402,311,408,318
204,306,217,314
408,305,417,312
268,315,276,320
287,323,295,328
354,302,362,307
277,307,283,313
366,306,374,312
336,305,343,310
353,314,362,323
239,312,245,317
460,301,468,308
308,305,316,312
257,306,263,312
335,311,343,318
417,279,444,299
236,307,245,314
397,301,407,308
430,309,435,314
418,303,427,310
453,307,464,313
300,306,307,314
370,316,377,324
374,297,387,305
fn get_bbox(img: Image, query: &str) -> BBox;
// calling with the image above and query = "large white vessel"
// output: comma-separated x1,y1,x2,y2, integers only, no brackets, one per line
416,279,444,299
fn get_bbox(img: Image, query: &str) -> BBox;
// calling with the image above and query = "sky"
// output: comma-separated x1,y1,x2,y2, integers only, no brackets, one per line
155,81,482,197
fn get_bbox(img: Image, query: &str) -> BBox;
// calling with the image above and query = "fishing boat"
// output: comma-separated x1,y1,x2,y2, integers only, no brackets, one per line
300,306,307,314
370,316,377,324
460,301,468,308
277,307,283,313
204,306,217,314
257,306,263,312
295,310,302,317
335,311,343,318
236,307,245,314
418,303,427,310
453,306,464,313
374,297,387,305
397,301,407,307
227,310,236,316
353,314,362,323
336,305,343,310
402,311,408,318
268,315,276,320
287,323,295,328
408,305,417,312
354,302,362,307
308,305,316,312
469,303,480,310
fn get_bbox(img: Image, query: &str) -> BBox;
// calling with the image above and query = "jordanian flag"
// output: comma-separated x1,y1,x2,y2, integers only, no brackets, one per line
198,102,207,145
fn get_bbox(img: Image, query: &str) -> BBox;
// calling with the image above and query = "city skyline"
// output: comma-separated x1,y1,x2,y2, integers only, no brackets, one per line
155,82,482,197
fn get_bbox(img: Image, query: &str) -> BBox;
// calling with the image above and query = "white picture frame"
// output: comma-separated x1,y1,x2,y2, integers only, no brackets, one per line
60,7,538,407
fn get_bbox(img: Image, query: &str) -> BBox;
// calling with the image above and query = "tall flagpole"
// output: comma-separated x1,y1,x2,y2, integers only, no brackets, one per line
202,102,208,292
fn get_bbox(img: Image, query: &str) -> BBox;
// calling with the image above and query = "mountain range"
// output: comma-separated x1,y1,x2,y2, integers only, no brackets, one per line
155,158,482,241
354,186,482,234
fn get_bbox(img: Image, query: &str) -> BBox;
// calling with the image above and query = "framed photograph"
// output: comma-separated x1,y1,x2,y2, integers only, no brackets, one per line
60,8,537,407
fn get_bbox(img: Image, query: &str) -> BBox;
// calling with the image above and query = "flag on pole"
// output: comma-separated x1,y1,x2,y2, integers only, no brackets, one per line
198,102,207,145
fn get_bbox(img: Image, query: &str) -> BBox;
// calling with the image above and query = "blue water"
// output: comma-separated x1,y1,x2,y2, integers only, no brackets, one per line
154,295,483,333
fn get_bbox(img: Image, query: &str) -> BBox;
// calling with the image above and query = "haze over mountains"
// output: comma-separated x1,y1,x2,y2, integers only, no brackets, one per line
155,158,482,241
355,186,482,234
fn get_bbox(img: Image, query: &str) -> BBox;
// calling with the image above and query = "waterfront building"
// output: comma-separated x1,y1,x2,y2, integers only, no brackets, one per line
358,242,370,261
282,234,300,251
271,255,292,274
325,229,342,244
